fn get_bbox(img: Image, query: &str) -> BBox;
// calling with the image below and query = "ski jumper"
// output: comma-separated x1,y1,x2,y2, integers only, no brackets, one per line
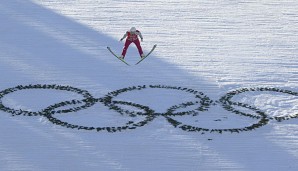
121,30,143,58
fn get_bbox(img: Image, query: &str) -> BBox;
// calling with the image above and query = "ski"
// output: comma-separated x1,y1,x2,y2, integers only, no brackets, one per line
135,44,157,65
107,46,130,66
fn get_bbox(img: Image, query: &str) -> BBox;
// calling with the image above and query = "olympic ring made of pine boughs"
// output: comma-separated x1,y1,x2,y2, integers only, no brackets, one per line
0,84,95,116
220,87,298,122
44,99,156,133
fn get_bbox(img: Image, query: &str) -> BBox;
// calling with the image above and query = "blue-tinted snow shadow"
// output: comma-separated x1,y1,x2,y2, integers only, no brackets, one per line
0,1,297,170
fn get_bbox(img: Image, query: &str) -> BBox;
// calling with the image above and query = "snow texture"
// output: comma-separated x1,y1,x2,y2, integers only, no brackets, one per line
0,0,298,170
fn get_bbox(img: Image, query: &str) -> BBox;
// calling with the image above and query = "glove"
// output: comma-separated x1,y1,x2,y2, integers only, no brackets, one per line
141,38,143,42
120,38,123,42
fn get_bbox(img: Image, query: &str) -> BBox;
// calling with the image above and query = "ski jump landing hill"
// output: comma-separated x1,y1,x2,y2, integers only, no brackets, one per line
0,0,298,171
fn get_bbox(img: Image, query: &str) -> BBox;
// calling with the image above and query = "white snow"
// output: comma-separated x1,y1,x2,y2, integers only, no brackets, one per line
1,0,298,170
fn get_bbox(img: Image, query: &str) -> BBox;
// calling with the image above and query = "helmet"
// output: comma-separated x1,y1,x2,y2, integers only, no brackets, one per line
130,27,136,32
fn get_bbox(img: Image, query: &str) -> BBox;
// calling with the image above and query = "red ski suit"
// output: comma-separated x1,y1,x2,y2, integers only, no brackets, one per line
121,30,143,58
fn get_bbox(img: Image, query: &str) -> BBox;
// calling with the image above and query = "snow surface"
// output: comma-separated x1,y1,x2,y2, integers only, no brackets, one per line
1,0,298,170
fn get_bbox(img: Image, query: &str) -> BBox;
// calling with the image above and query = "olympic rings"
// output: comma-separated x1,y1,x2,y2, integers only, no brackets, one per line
165,102,269,134
0,84,95,116
220,87,298,122
44,99,155,132
0,84,297,134
103,85,212,116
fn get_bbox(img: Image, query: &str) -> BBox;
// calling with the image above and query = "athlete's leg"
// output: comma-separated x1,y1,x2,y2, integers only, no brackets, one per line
121,40,132,57
133,39,144,57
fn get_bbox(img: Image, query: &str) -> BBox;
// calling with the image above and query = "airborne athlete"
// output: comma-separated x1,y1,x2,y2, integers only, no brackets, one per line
120,27,145,59
107,27,157,65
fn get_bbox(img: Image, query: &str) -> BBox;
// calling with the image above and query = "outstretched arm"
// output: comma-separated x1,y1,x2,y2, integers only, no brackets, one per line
120,32,127,41
137,31,143,41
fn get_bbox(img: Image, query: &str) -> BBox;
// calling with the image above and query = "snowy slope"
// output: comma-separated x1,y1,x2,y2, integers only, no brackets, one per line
0,0,298,170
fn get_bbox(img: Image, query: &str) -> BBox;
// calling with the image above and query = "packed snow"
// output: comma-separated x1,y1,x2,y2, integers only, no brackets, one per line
0,0,298,170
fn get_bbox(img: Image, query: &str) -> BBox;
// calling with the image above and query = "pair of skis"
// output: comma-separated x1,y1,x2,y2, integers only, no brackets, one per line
107,44,157,65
